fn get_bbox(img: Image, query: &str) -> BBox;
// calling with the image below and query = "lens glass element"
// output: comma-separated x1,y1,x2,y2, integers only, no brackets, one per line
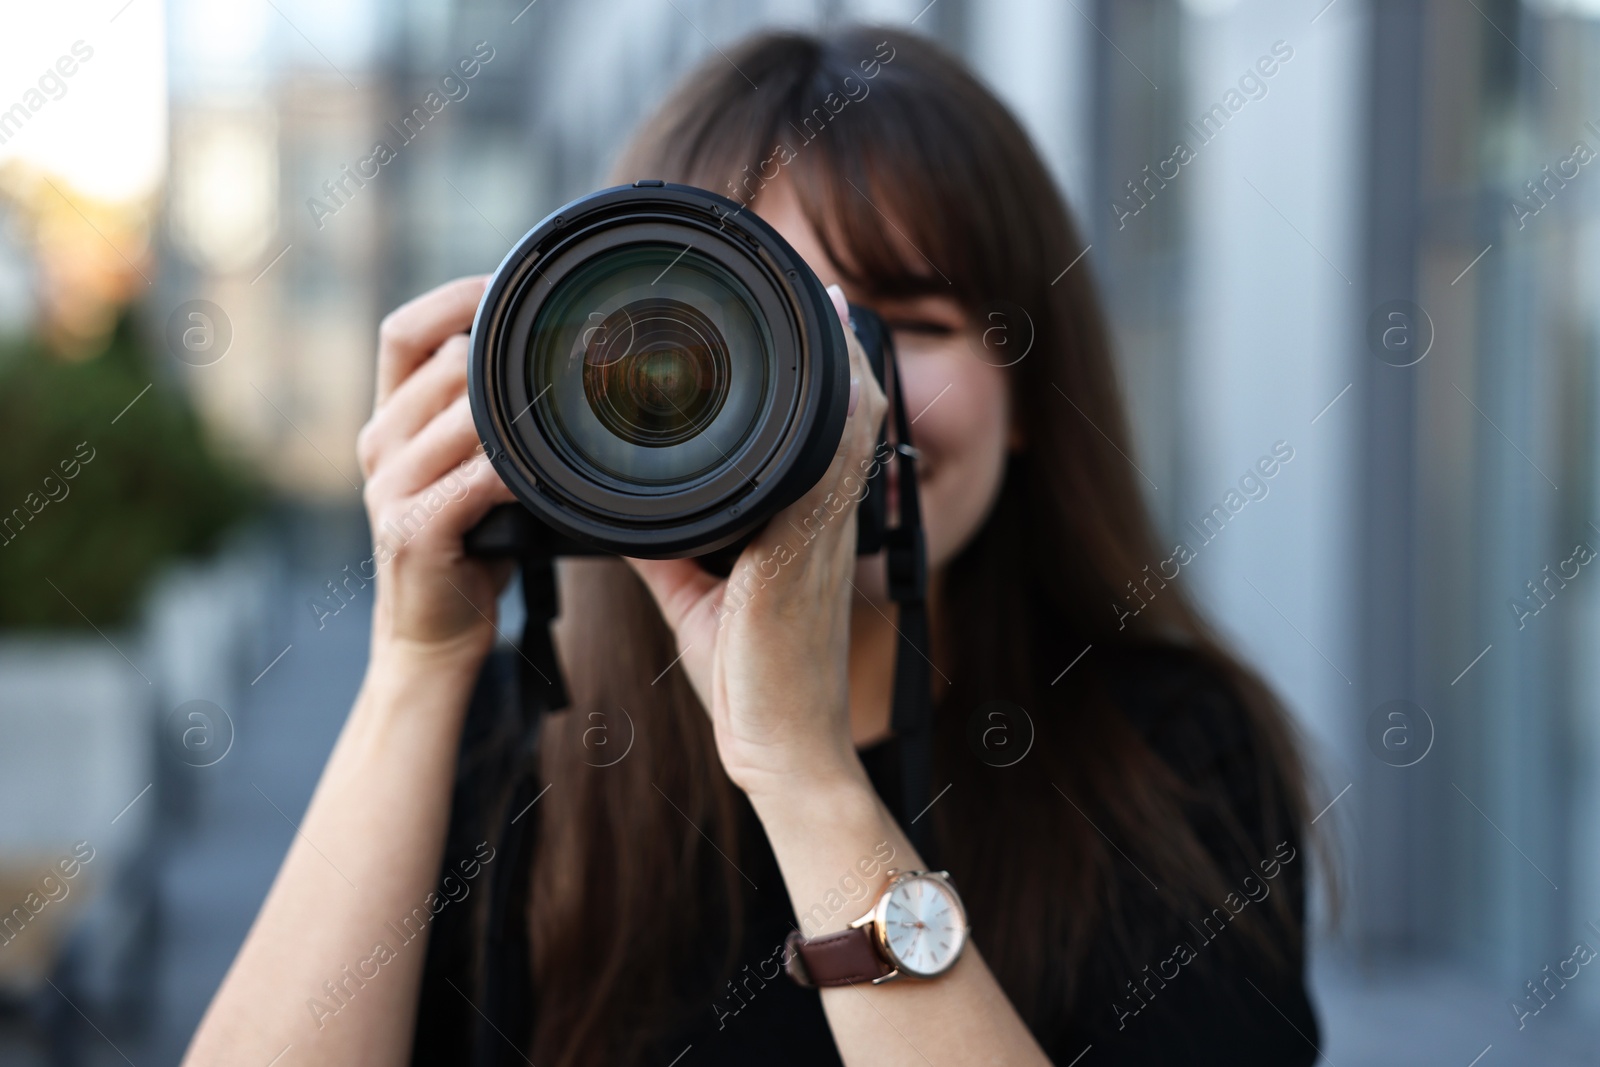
581,298,730,448
526,243,774,489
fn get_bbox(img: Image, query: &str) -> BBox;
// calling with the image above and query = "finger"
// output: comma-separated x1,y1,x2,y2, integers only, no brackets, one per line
839,303,891,501
375,276,487,404
393,454,518,550
827,286,890,475
418,451,519,543
837,293,889,469
360,334,470,475
381,393,482,497
744,288,886,566
623,556,720,634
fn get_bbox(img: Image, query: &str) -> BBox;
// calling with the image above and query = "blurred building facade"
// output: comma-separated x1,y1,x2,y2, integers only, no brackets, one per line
0,0,1582,1058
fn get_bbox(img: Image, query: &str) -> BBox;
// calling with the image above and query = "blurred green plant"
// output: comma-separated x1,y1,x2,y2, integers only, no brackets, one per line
0,312,260,630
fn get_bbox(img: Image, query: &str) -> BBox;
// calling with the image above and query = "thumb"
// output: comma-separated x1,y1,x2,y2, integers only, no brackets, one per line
622,556,721,633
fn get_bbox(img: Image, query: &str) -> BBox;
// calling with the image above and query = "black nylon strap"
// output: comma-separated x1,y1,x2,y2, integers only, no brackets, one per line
876,325,935,864
516,553,567,712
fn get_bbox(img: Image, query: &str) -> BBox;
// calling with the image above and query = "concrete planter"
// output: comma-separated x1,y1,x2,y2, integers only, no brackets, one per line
0,637,154,1001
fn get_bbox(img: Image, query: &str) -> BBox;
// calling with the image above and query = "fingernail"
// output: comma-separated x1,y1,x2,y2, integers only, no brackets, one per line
827,284,850,327
848,375,860,416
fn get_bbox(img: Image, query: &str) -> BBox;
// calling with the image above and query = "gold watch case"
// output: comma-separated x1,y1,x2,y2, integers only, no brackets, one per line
847,867,970,984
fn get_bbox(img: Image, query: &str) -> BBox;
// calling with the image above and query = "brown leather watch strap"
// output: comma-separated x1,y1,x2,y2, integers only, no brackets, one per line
784,926,894,987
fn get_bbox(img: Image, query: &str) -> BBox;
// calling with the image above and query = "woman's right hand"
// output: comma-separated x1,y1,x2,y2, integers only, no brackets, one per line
356,275,518,665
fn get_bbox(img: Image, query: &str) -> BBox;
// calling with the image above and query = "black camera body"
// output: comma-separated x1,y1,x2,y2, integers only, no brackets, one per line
464,181,894,567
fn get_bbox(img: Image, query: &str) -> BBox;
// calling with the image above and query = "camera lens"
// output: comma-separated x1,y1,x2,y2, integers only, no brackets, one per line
526,244,772,488
469,182,853,558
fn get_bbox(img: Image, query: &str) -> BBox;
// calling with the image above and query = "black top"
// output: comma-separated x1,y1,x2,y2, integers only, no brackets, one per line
413,645,1320,1066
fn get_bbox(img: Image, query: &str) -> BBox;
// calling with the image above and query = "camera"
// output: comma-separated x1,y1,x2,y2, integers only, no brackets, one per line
463,180,904,567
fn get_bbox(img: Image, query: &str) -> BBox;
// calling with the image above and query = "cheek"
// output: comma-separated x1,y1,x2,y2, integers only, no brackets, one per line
902,350,1010,569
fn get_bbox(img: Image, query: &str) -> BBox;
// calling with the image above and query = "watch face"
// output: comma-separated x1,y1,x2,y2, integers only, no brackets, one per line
881,874,967,977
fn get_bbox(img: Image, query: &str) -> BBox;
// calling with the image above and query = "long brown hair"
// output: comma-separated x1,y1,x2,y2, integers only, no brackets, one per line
521,26,1318,1066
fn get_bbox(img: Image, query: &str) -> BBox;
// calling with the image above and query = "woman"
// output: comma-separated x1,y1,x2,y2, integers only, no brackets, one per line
186,26,1322,1067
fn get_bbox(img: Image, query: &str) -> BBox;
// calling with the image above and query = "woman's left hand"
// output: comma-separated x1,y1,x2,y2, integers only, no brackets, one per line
624,285,889,802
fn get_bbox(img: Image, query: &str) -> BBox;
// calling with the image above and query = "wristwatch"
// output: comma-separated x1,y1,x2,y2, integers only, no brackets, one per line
784,869,969,987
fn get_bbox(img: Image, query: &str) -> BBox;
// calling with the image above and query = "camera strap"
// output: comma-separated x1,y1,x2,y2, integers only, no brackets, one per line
880,344,936,865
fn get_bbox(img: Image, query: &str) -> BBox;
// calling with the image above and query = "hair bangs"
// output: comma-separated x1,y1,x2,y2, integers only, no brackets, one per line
612,30,1020,310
